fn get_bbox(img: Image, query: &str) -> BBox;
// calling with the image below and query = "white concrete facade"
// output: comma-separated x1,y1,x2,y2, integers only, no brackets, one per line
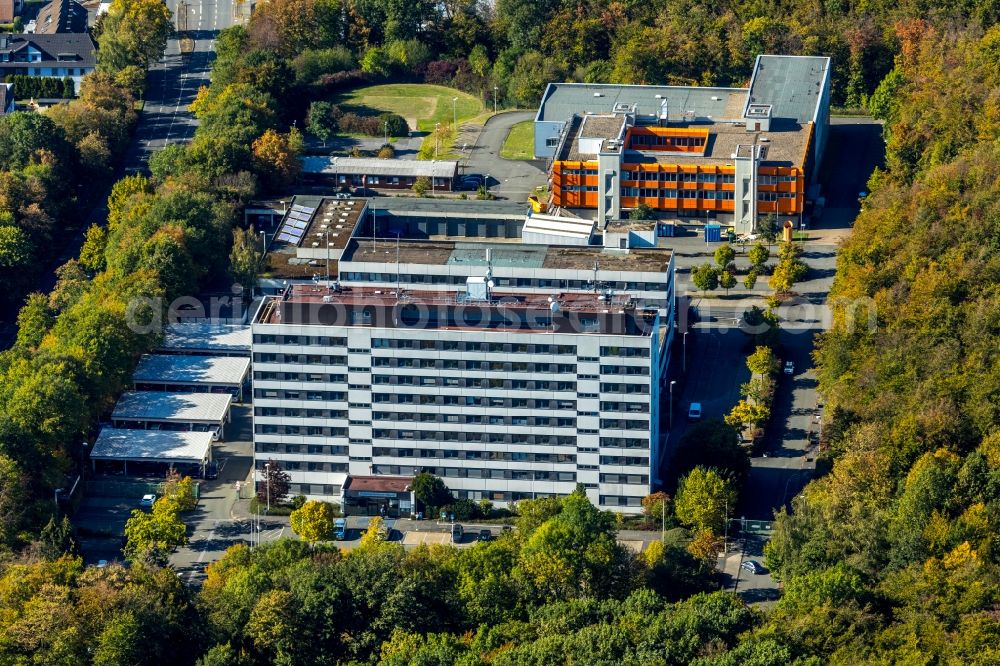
252,248,675,514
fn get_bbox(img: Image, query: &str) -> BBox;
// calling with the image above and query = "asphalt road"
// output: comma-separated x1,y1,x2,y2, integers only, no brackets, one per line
462,111,547,201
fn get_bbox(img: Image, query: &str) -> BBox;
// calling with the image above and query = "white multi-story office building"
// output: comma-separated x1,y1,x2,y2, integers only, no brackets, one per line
252,197,675,514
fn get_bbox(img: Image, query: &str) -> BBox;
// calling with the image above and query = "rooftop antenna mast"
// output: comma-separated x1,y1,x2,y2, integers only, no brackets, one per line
593,259,600,292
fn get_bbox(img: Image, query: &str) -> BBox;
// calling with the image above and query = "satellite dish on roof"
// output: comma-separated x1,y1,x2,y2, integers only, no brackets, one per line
487,280,495,289
550,301,560,312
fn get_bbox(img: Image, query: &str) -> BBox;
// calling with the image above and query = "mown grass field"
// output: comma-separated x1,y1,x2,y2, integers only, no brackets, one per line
334,84,484,133
500,121,535,160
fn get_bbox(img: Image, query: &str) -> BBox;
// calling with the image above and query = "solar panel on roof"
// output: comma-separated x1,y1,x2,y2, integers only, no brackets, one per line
276,232,297,243
292,205,316,214
289,211,311,222
285,228,305,239
286,219,308,230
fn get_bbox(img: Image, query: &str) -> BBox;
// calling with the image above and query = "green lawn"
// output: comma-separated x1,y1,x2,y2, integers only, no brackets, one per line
333,84,484,134
500,121,535,160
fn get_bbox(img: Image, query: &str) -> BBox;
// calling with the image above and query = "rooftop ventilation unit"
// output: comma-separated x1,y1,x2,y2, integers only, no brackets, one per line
593,92,603,97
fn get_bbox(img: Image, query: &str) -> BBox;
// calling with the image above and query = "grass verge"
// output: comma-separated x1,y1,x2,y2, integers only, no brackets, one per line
500,120,535,160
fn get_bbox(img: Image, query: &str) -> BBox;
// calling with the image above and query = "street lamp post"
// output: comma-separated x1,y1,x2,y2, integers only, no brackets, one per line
683,331,688,373
493,85,498,115
265,461,271,513
383,120,388,148
434,122,440,159
452,97,458,132
669,380,677,431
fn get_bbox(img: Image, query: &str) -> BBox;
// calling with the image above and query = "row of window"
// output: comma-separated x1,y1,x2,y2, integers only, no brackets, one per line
628,134,706,149
601,382,650,394
372,429,578,446
599,419,649,430
370,465,577,482
372,411,577,427
373,358,580,373
256,407,348,419
601,401,650,413
600,473,649,484
256,389,347,401
601,495,644,507
256,426,349,437
255,372,348,383
254,335,348,346
562,185,599,192
758,192,798,201
341,274,666,292
601,346,650,357
622,170,729,183
372,375,579,391
373,394,577,409
372,448,578,463
373,339,578,354
599,455,650,466
257,443,350,455
255,353,347,366
599,364,649,375
620,188,737,200
287,483,340,496
601,437,649,449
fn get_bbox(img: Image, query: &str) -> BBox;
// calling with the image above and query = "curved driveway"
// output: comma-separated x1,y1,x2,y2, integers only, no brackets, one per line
463,111,547,201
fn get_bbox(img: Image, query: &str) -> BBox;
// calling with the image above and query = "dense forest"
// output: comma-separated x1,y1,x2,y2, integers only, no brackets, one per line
0,0,998,663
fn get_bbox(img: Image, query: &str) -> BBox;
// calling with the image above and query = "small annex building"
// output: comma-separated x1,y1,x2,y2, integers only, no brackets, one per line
90,428,214,477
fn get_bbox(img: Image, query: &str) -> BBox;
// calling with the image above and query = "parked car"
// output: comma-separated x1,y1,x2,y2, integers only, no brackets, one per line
451,523,464,543
96,559,109,568
334,518,347,540
687,402,702,421
139,494,156,508
741,560,764,574
204,462,219,479
477,529,492,542
784,361,795,375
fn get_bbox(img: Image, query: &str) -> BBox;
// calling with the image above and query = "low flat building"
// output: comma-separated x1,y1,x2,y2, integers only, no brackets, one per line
535,55,831,232
341,475,415,518
111,391,233,439
160,322,252,357
133,354,251,401
91,427,214,477
300,156,458,192
0,33,96,94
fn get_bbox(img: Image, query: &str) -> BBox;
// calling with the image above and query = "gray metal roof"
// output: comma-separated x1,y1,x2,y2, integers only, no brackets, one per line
301,156,458,179
745,55,830,123
112,392,232,424
91,428,213,463
162,323,251,353
536,83,747,123
371,197,528,218
133,354,250,386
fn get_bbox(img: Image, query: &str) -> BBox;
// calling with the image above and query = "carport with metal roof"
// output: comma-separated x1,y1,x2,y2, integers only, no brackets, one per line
132,354,251,401
90,428,214,477
111,391,233,440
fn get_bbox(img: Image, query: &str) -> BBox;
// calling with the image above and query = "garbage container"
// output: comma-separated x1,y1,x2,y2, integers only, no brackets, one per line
704,223,721,242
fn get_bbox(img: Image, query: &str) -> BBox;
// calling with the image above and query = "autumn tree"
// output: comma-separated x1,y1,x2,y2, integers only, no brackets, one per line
251,129,302,192
674,467,737,534
746,345,779,377
229,226,262,297
725,399,771,433
96,0,173,72
123,497,188,564
257,459,291,507
290,500,335,545
690,263,719,294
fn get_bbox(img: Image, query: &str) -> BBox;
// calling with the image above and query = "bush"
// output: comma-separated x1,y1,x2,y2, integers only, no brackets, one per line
9,75,75,100
377,144,395,159
334,109,409,137
425,60,459,84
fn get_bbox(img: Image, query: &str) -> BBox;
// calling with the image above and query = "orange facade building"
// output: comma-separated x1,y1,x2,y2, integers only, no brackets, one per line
535,56,831,232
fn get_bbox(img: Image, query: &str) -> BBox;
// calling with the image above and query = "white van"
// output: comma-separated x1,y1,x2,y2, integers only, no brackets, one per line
687,403,702,421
